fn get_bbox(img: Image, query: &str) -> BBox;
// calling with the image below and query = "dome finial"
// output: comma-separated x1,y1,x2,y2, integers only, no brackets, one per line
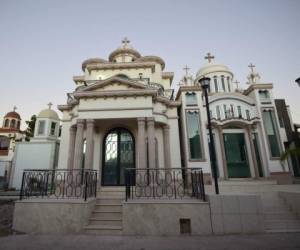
183,65,190,76
13,105,17,112
122,37,130,47
248,63,255,73
47,102,53,110
247,63,261,84
204,52,215,63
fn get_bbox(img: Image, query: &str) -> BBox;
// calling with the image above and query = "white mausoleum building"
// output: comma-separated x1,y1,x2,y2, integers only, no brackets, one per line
56,39,291,185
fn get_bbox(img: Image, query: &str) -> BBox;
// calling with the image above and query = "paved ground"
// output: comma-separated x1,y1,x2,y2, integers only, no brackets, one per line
0,233,300,250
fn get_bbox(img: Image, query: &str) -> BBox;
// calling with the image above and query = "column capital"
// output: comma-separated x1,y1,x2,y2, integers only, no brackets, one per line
69,126,76,132
77,119,85,126
86,119,95,127
163,125,170,131
137,117,146,123
147,117,155,126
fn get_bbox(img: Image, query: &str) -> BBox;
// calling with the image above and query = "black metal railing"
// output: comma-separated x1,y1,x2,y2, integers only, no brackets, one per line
19,169,97,201
125,168,205,201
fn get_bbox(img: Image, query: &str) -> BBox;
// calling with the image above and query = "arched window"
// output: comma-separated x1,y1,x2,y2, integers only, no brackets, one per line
227,76,231,92
221,75,226,92
115,74,129,79
17,121,20,129
214,76,218,92
4,119,9,128
10,119,16,128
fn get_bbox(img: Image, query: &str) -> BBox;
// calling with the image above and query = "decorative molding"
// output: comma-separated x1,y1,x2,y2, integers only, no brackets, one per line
78,107,153,112
73,75,85,83
136,56,165,70
108,48,141,62
244,83,273,96
209,93,256,106
175,86,202,100
86,61,155,73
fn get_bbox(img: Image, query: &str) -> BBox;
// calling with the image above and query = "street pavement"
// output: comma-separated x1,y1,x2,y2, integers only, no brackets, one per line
0,233,300,250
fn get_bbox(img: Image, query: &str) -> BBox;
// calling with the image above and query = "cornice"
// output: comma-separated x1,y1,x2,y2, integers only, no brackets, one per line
73,75,85,83
244,83,273,96
162,72,174,81
108,48,141,62
175,85,202,100
209,92,255,106
86,62,156,73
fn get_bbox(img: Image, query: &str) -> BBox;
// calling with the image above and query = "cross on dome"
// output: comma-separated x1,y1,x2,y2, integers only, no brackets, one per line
233,80,240,89
13,106,17,112
122,37,130,47
183,65,190,75
47,102,53,109
205,52,215,63
248,63,255,73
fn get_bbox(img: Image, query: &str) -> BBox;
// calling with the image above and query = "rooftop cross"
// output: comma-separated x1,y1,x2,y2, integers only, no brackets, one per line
13,106,17,112
204,52,215,63
183,65,190,75
233,80,240,89
47,102,53,109
122,37,130,46
248,63,255,73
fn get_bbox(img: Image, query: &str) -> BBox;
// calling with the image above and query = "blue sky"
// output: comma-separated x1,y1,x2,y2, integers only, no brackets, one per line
0,0,299,128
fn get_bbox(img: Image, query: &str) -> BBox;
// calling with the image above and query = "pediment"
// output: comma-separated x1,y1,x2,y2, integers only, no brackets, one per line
79,76,148,92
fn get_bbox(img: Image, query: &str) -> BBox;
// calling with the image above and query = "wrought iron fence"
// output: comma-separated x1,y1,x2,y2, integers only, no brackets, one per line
20,169,97,201
125,168,205,201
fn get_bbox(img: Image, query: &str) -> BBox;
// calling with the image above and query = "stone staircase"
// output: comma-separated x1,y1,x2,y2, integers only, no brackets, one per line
83,187,125,235
261,192,300,233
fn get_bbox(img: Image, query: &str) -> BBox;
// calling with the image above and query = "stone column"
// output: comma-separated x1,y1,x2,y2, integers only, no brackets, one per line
246,125,260,179
137,117,146,169
84,119,95,170
147,117,156,169
73,119,85,170
218,126,228,179
163,125,171,169
67,126,77,170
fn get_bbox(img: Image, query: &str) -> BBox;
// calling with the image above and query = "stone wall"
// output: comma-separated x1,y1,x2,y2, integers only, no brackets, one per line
209,194,264,234
123,200,212,236
278,191,300,217
13,198,95,234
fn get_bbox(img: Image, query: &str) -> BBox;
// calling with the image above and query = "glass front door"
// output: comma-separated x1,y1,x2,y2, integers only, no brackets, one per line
102,128,135,186
223,133,251,178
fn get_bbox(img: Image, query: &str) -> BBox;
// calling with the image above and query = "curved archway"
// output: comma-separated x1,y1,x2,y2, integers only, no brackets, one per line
102,127,135,186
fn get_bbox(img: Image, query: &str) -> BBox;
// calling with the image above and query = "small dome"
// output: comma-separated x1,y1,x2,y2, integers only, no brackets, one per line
82,58,107,71
196,63,233,79
38,108,59,120
108,38,141,62
136,56,165,70
4,111,21,120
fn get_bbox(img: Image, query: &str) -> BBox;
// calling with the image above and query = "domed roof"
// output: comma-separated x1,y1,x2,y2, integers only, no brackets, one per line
4,111,21,119
136,56,165,70
38,103,59,120
196,63,233,78
82,58,107,71
108,38,141,62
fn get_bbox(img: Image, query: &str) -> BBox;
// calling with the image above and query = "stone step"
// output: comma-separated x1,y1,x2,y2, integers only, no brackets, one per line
91,211,122,220
263,206,292,213
93,204,122,213
264,219,300,230
263,212,297,220
97,192,125,199
96,198,123,205
83,225,122,235
88,218,122,226
98,187,126,192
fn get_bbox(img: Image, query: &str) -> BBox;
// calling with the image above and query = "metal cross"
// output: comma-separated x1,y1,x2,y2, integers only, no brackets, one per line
248,63,255,73
13,106,17,112
233,80,240,89
47,102,53,109
122,37,130,46
183,65,190,75
204,52,215,63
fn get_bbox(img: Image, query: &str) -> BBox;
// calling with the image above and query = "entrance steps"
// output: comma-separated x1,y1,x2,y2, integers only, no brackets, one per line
261,192,300,233
83,187,125,235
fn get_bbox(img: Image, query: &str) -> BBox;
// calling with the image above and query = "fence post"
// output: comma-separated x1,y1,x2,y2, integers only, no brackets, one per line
19,171,26,200
84,171,88,202
94,171,97,198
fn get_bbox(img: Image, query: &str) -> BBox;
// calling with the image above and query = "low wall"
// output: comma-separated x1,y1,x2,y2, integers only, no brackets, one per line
13,198,95,234
208,194,264,234
123,200,212,236
278,191,300,218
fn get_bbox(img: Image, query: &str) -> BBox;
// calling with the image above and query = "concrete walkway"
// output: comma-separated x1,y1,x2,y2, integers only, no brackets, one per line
0,233,300,250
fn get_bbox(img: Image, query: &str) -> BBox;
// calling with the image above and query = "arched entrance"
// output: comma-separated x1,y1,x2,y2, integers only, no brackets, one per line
102,128,135,186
